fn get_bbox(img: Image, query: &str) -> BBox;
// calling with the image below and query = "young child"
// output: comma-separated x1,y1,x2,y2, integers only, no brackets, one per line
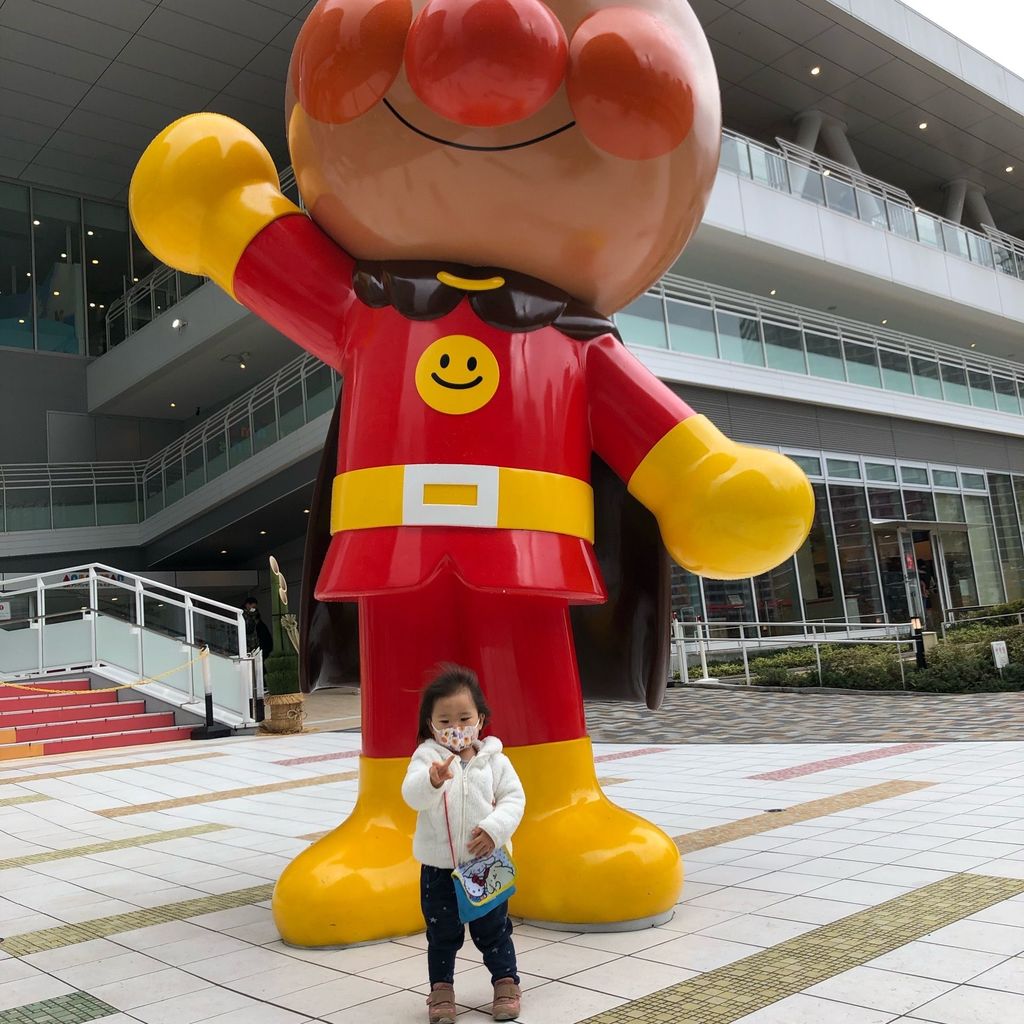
402,665,526,1023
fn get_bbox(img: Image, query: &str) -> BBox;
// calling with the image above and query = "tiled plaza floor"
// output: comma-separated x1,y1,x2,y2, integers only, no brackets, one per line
585,687,1024,743
0,721,1022,1023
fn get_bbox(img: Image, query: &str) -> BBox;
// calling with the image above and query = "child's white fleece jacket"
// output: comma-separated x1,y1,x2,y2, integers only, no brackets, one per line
402,737,526,869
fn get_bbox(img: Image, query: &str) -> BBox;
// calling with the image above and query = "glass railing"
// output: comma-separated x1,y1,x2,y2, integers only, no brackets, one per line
0,563,258,727
722,130,1024,280
616,274,1024,416
0,351,338,533
103,168,302,350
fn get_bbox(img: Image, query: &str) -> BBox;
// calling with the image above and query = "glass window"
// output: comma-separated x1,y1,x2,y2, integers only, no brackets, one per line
961,472,987,491
903,490,936,520
805,332,845,381
879,350,913,394
666,300,717,359
931,469,958,488
994,377,1022,416
875,530,910,622
763,321,806,373
130,224,156,285
855,189,887,229
968,370,997,410
828,484,883,622
940,363,970,405
843,340,881,388
916,212,944,249
988,475,1024,601
96,484,139,525
183,445,205,495
939,530,978,609
716,311,764,366
719,135,748,177
84,200,131,357
826,458,861,480
749,148,788,190
0,182,34,350
900,465,929,486
868,488,903,520
228,415,253,468
754,558,802,625
163,459,184,506
305,365,336,419
252,398,278,454
32,191,84,355
4,487,52,530
277,381,306,436
824,175,857,218
886,202,917,239
789,454,822,477
934,492,965,523
941,222,970,260
702,578,754,636
205,430,227,482
793,166,825,205
144,471,163,516
965,495,1006,604
967,233,994,268
51,486,95,529
616,294,666,349
911,357,943,400
794,483,844,620
670,566,703,621
866,463,898,484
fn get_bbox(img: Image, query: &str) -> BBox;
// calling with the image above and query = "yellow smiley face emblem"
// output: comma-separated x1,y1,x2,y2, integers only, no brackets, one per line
415,335,500,415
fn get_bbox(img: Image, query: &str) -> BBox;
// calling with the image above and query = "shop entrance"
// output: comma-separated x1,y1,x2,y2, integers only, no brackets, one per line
873,523,973,630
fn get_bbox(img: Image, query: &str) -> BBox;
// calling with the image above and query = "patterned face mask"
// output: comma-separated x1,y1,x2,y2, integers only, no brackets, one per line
431,721,480,752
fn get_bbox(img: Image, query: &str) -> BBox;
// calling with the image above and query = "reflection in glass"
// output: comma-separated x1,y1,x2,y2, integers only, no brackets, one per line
964,495,1005,604
887,202,916,239
939,531,977,609
228,416,253,468
52,486,95,529
33,191,83,354
670,567,703,621
616,295,667,349
717,311,764,366
754,558,801,625
844,341,881,388
252,399,278,454
968,371,996,410
911,357,943,400
0,182,34,350
305,365,336,419
278,382,306,436
805,332,845,381
790,455,822,477
762,321,806,373
934,492,966,522
144,472,163,516
866,463,898,484
988,475,1024,600
829,484,883,621
719,135,747,177
96,484,139,525
994,377,1021,416
940,363,970,405
702,578,754,636
795,483,844,620
667,300,717,358
205,431,227,481
901,466,929,486
961,472,987,491
84,200,131,357
826,459,860,480
6,487,53,530
879,350,913,393
904,490,936,520
824,176,857,217
932,469,958,488
868,488,903,520
875,530,910,622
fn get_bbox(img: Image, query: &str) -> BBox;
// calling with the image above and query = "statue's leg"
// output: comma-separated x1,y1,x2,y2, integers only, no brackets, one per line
462,589,683,930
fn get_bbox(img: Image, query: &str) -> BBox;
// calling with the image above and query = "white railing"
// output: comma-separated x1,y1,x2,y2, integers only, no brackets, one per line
0,564,258,727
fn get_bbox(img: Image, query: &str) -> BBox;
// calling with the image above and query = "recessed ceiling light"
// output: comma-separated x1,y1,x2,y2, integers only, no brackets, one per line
259,530,267,536
822,169,831,177
1007,166,1015,173
53,290,60,297
89,302,96,309
98,304,104,309
170,402,177,408
881,319,888,325
87,230,94,236
32,219,40,226
970,342,977,348
110,596,118,602
18,319,25,324
25,272,31,278
914,206,920,213
91,258,99,265
220,549,227,554
133,276,139,282
770,289,777,296
60,252,67,258
810,66,821,76
918,121,928,130
303,508,310,514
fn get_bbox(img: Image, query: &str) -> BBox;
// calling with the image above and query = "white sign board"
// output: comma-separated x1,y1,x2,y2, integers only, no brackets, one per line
0,601,10,621
992,641,1009,670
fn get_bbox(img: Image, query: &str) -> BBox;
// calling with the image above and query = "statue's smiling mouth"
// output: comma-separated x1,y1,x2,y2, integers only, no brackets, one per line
432,373,484,390
384,99,575,152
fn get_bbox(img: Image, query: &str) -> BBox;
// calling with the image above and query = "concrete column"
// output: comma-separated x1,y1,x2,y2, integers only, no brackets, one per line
942,179,968,223
793,110,824,152
943,179,995,228
965,187,996,228
819,118,862,171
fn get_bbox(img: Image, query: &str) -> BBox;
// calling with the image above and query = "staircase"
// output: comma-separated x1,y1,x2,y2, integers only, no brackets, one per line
0,679,194,760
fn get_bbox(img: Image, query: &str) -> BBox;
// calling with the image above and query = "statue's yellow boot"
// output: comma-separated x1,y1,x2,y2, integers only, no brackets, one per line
272,756,421,947
506,737,682,929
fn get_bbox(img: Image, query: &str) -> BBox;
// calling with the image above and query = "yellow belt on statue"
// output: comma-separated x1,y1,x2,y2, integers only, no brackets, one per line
330,464,594,542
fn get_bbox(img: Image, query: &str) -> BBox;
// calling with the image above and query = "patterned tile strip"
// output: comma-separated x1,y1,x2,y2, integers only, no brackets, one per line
274,750,361,766
1,883,275,957
96,769,360,818
593,747,670,763
0,752,224,787
0,823,227,872
0,794,50,808
583,872,1024,1024
674,780,934,854
749,742,940,781
0,992,118,1024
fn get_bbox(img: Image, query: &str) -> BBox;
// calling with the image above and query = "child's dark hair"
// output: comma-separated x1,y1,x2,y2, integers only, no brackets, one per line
417,664,492,743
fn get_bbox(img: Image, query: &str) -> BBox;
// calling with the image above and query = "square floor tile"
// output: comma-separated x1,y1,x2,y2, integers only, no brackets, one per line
967,957,1024,996
867,941,1006,983
923,920,1024,956
322,989,443,1024
634,933,761,971
735,994,894,1023
563,957,696,999
88,968,210,1011
908,985,1024,1023
513,943,617,980
270,976,400,1016
806,965,955,1014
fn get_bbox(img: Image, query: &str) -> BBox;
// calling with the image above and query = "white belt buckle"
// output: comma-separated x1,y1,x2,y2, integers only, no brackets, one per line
402,464,500,528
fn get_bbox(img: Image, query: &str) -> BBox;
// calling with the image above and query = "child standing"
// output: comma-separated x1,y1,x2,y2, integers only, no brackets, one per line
402,665,526,1023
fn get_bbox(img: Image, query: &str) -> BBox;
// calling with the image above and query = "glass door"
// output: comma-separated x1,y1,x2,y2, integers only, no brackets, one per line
898,529,928,624
875,529,913,623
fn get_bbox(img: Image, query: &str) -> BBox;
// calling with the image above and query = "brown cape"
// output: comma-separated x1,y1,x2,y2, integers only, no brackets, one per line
298,261,670,710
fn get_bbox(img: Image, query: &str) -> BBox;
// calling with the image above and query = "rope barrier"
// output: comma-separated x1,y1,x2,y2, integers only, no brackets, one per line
0,649,212,696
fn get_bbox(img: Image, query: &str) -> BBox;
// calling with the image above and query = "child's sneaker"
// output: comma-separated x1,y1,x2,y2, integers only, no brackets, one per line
426,983,457,1024
491,978,521,1021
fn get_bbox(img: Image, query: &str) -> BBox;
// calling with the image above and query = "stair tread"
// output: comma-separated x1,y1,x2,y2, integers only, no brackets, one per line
0,725,193,750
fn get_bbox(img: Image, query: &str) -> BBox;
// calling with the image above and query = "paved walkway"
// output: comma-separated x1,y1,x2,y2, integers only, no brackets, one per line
585,687,1024,744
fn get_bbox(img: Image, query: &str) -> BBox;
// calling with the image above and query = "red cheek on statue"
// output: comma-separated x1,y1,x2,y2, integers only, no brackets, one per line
566,7,696,161
291,0,413,124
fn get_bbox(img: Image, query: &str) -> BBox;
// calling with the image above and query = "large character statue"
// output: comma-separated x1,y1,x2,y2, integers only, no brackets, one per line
130,0,814,946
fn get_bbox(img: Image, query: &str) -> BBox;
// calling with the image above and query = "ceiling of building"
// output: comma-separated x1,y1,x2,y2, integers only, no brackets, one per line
2,0,1024,232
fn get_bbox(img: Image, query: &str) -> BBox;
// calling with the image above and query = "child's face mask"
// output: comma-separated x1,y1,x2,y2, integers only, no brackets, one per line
432,721,480,752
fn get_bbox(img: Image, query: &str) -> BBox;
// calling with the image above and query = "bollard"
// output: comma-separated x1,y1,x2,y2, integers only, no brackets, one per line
191,647,232,740
914,627,927,670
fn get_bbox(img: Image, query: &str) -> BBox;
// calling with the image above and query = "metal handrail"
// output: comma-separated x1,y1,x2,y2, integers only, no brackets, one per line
775,138,914,207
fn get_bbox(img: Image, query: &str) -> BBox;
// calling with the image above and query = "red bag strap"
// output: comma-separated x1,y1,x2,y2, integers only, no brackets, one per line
442,790,458,869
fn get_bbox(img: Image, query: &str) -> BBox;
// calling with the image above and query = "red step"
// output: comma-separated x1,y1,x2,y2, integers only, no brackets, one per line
41,725,195,755
0,701,145,728
0,690,118,713
14,712,175,743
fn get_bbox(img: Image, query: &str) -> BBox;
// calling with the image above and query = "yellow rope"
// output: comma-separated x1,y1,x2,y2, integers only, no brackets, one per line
0,649,213,696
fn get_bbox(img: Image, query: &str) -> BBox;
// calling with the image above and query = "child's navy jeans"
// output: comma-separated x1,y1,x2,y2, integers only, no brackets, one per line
421,865,520,986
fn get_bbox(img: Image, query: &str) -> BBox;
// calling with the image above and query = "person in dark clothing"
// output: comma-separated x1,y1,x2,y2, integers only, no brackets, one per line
243,599,273,663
